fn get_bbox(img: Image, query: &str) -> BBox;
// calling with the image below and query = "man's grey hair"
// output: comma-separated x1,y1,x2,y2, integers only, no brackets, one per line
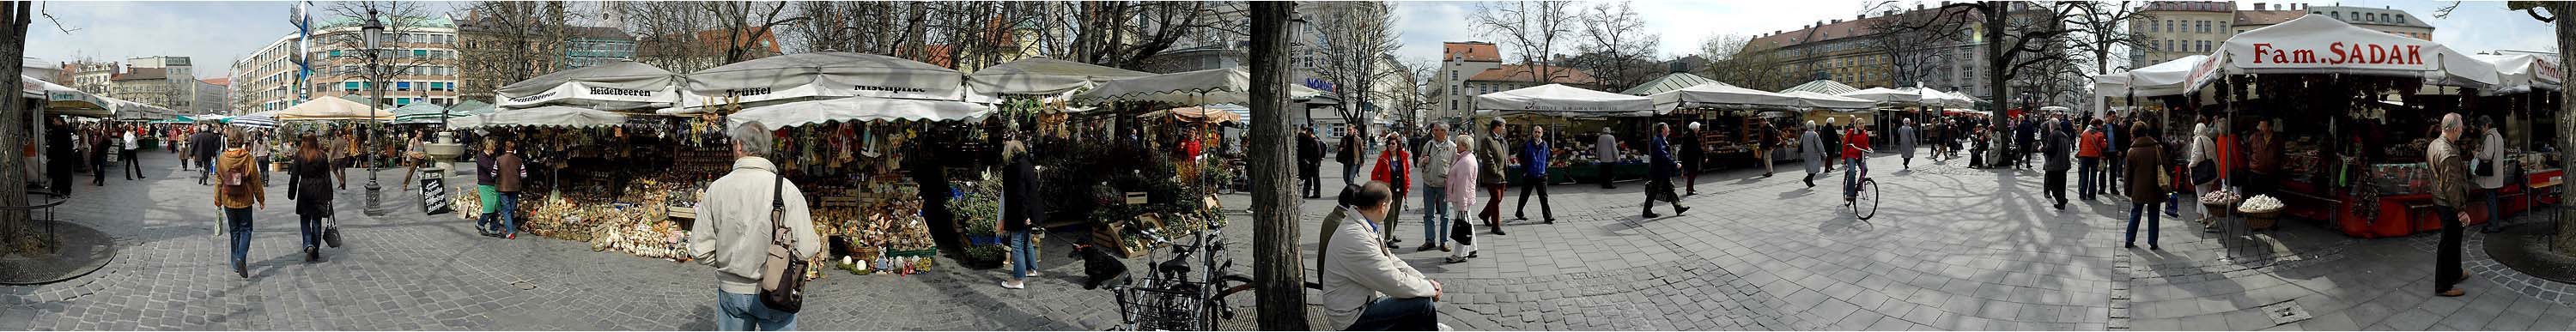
2441,112,2464,131
731,121,774,157
1427,123,1446,132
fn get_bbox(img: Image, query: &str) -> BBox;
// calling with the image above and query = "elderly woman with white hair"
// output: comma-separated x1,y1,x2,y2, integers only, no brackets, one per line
1799,120,1825,188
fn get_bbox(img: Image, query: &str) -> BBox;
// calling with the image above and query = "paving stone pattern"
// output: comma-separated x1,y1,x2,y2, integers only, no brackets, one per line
7,148,2576,330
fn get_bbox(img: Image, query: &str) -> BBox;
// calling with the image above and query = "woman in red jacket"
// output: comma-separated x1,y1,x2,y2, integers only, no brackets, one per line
1370,132,1413,248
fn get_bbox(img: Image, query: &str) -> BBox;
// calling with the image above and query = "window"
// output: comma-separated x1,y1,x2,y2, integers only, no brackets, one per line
397,81,411,91
2397,15,2407,24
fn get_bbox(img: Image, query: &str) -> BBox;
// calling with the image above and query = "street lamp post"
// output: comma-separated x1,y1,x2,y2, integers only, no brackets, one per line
362,8,386,212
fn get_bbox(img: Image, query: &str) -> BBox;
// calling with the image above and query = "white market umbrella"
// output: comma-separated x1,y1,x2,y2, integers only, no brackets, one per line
1838,87,1921,104
496,60,682,112
725,97,992,130
1073,67,1326,106
1779,80,1862,96
2099,54,2218,98
19,75,112,117
683,51,966,108
1472,83,1656,118
1781,91,1879,110
275,97,390,121
449,106,629,130
2475,54,2563,94
968,57,1153,97
229,112,279,130
1648,81,1806,111
391,103,459,124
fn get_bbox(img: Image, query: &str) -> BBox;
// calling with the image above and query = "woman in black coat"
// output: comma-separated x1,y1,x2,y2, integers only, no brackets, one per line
288,135,336,263
998,137,1045,289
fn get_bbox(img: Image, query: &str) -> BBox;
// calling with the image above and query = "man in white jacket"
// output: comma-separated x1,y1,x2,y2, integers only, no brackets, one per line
1321,182,1442,330
689,121,821,331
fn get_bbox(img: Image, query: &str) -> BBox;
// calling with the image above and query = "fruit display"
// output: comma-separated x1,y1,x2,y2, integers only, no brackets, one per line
2199,190,2242,206
589,208,689,261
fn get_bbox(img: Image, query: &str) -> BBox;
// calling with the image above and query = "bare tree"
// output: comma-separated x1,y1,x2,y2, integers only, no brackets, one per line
459,1,574,101
1877,1,2081,116
622,2,799,73
1469,1,1574,86
2,1,33,252
704,2,803,64
1248,3,1306,330
1699,33,1795,91
2065,1,2150,75
1308,1,1402,140
1068,2,1233,69
1862,3,1964,89
319,1,445,107
1571,1,1659,90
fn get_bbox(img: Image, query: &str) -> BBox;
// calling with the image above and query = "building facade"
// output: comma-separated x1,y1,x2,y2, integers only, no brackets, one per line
108,68,176,110
233,15,462,112
1741,4,1997,100
192,79,229,113
2133,2,2234,66
1433,41,1503,123
2294,5,2433,40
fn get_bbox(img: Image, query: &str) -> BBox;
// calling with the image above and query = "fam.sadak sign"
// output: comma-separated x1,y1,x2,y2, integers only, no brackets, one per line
2220,14,2498,88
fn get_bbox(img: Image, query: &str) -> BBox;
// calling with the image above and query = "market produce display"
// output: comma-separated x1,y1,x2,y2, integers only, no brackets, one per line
2238,195,2285,214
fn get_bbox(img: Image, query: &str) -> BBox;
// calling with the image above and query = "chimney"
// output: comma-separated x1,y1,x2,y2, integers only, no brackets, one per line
1856,14,1865,20
2252,3,2263,10
1917,3,1925,10
1832,19,1843,24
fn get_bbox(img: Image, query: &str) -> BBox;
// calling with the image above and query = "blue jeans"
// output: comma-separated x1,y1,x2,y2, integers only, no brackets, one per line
497,192,520,235
227,208,253,270
1419,186,1449,244
716,291,796,330
2077,158,2099,200
1009,230,1033,280
1345,297,1438,331
2127,202,2161,247
300,214,325,250
1842,158,1865,200
2484,189,2504,230
1344,163,1363,187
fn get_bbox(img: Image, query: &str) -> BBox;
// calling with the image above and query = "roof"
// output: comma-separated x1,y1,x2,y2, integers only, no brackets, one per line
567,26,634,41
2306,5,2435,28
1745,16,1888,52
1467,64,1598,85
2233,10,2304,27
1619,72,1716,95
200,78,228,86
112,68,167,81
1443,42,1500,62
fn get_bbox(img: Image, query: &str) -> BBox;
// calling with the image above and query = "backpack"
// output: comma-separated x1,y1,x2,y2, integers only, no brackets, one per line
757,174,806,313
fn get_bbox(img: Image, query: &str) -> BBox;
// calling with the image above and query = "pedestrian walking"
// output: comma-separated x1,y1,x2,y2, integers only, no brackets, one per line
2476,117,2508,232
2044,118,2073,210
1320,182,1444,330
1477,118,1510,236
191,126,222,185
1515,126,1554,222
1443,135,1479,261
46,118,73,196
216,130,267,278
121,128,143,180
1644,123,1691,218
1759,122,1779,178
400,130,426,190
475,140,503,236
1595,130,1619,189
1820,118,1840,172
1415,124,1457,252
1300,128,1325,199
89,129,110,187
2078,122,2106,201
999,136,1044,289
2123,122,2166,251
288,134,334,263
2105,114,2126,196
2430,113,2472,297
689,121,822,330
1340,131,1363,187
494,139,528,239
1370,132,1413,248
1897,119,1917,170
1680,122,1704,195
250,132,272,186
1800,121,1824,188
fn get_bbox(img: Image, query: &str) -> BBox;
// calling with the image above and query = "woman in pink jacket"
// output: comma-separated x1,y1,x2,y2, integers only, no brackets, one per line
1444,135,1480,263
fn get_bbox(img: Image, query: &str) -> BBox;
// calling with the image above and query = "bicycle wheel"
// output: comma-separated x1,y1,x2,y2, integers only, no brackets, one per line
1853,178,1880,220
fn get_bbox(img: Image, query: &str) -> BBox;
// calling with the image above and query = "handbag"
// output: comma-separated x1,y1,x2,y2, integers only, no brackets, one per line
2190,160,2219,184
757,174,806,313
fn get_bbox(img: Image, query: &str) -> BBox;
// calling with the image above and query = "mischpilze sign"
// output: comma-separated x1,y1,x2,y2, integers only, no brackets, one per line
2249,42,2424,66
508,92,558,102
852,85,928,94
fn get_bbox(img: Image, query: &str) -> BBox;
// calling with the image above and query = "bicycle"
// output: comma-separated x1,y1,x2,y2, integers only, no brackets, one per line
1845,145,1880,221
1107,226,1255,331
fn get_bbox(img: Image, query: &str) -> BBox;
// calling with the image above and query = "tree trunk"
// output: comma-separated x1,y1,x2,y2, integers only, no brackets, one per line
1985,2,2008,125
1249,3,1310,330
2551,3,2576,254
1,1,31,251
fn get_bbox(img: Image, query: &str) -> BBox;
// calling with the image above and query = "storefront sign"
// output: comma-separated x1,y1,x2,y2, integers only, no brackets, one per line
420,171,452,215
2248,43,2423,66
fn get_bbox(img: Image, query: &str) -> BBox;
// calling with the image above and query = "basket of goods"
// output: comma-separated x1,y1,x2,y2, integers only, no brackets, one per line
2198,190,2241,218
2237,195,2286,230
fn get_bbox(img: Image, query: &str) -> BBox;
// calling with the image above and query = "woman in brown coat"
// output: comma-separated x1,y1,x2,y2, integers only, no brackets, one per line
2122,121,2166,250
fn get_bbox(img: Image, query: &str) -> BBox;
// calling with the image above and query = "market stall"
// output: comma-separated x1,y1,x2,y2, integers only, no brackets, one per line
1471,83,1658,183
496,60,683,112
1071,67,1306,257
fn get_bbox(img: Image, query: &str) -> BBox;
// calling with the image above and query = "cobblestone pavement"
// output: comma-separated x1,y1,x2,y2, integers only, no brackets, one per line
9,148,2576,330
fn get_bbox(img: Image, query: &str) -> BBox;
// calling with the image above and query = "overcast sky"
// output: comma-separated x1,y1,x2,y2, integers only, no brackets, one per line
19,1,2561,81
1390,0,2557,66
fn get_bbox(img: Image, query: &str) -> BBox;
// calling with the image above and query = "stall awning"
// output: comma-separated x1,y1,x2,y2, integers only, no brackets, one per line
497,60,682,112
1073,67,1327,106
19,75,112,117
451,105,629,130
2476,54,2563,94
1473,83,1656,118
683,51,966,107
724,96,991,130
1838,87,1920,104
2219,14,2498,88
275,97,390,121
1779,80,1862,96
968,57,1154,97
1781,91,1878,110
1619,72,1718,96
1649,81,1806,111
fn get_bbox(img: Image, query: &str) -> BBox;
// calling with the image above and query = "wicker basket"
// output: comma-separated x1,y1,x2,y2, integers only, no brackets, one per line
2202,203,2232,218
2242,208,2283,230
